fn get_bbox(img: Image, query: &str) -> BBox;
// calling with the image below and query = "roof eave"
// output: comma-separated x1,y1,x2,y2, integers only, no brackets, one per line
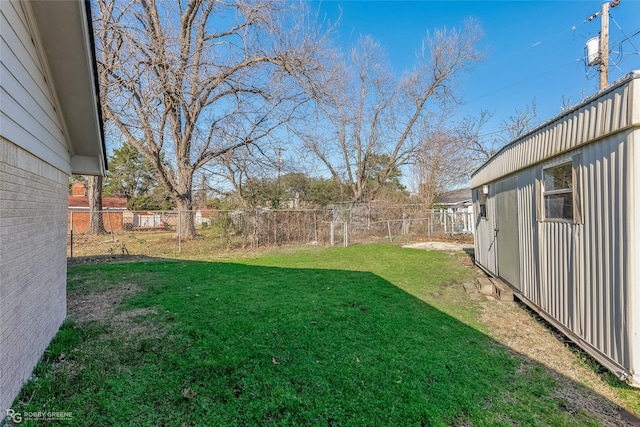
29,0,107,176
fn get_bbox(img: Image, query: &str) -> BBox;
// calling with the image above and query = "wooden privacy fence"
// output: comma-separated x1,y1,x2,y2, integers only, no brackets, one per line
67,206,473,259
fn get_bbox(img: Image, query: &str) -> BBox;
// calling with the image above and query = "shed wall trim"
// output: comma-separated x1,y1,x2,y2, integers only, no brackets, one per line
471,72,640,187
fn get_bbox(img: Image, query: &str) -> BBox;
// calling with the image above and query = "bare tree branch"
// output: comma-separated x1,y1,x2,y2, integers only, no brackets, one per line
95,0,330,237
302,20,483,202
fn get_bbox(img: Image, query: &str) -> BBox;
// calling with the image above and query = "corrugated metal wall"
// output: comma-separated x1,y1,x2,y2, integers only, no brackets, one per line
578,135,629,368
471,72,640,384
473,189,496,275
628,129,640,387
472,74,637,187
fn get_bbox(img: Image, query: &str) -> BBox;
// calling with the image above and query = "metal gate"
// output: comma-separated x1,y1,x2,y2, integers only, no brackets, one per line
495,176,521,289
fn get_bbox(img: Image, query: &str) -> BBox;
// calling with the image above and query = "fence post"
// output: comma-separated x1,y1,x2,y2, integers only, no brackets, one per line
330,221,334,246
343,221,348,247
402,210,407,234
443,210,447,233
387,220,393,242
69,211,73,259
429,211,433,237
178,211,182,254
273,211,277,245
254,208,260,248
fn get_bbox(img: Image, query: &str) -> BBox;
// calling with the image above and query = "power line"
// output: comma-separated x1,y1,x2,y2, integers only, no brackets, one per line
462,11,601,106
466,59,581,103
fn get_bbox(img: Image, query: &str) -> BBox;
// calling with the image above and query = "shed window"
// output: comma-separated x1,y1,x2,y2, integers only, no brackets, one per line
479,203,487,218
475,188,488,219
543,162,573,220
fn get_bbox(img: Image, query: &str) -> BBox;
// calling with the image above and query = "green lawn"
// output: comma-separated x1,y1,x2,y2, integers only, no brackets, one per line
12,245,616,425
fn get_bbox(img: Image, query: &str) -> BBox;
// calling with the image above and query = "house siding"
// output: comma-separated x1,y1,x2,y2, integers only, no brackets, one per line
0,136,68,414
0,1,71,174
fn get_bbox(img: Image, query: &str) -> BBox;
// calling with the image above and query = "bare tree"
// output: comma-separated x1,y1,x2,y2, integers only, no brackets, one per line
460,99,538,167
94,0,328,238
458,110,496,164
87,175,107,234
414,129,470,207
500,99,537,141
301,20,483,202
559,95,573,113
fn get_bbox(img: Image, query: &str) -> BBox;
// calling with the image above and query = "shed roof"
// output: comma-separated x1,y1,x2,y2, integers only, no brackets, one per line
471,70,640,187
29,0,106,176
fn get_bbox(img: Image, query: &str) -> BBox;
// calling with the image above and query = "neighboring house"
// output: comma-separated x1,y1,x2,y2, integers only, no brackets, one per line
194,207,219,226
0,0,106,415
68,182,128,232
434,189,474,233
434,189,472,212
133,212,164,228
472,71,640,387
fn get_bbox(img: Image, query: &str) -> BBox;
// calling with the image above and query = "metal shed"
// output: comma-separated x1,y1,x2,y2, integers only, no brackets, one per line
471,70,640,387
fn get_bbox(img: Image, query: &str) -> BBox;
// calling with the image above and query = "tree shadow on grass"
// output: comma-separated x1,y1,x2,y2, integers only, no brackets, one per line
16,259,640,426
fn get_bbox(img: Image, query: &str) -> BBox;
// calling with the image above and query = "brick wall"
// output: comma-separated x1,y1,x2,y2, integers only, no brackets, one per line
67,211,124,233
0,137,68,414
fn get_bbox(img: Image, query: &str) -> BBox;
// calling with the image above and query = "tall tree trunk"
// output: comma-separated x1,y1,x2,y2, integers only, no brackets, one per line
88,175,107,235
175,175,197,239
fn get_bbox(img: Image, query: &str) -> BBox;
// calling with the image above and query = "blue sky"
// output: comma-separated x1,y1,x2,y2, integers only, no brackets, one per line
312,0,640,132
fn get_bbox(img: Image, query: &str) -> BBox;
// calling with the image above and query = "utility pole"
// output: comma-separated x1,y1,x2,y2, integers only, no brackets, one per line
588,0,620,89
599,1,610,89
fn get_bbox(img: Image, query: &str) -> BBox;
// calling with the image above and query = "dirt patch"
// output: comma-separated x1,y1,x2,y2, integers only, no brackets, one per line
403,241,474,252
68,254,173,267
480,300,640,426
68,283,166,343
68,284,142,324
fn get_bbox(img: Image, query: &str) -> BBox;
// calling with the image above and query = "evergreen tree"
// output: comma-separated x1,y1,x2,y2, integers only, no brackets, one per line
104,143,173,210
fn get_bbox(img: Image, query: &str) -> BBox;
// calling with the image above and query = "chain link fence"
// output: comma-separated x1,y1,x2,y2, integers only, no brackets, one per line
67,204,474,259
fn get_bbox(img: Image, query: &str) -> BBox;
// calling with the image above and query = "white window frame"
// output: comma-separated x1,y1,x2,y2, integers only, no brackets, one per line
542,160,574,222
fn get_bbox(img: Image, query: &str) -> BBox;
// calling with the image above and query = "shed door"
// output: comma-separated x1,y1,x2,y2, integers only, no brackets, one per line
495,176,520,289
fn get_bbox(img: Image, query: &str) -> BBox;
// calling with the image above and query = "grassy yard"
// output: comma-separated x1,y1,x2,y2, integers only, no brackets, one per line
11,245,635,425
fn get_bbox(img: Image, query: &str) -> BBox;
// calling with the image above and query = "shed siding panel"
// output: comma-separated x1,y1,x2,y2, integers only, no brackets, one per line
0,137,68,414
538,222,575,328
472,73,639,382
578,136,629,368
627,129,640,385
0,2,70,173
515,169,539,304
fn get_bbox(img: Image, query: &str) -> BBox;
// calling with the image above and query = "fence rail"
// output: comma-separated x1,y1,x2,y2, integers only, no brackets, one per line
67,206,474,259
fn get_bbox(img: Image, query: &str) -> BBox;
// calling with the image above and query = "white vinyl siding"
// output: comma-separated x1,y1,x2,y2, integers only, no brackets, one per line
0,1,71,173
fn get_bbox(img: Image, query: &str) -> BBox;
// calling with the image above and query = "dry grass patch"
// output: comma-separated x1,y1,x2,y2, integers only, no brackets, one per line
480,300,639,426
